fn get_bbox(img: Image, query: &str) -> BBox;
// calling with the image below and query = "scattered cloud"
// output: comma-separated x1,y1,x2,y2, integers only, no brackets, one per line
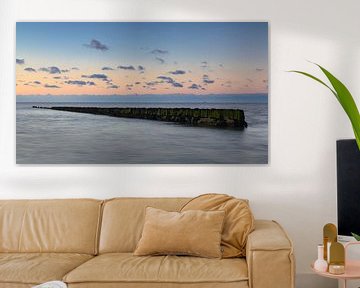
151,49,168,55
84,39,109,51
82,73,108,79
219,64,224,68
49,67,62,74
53,76,62,79
201,61,208,68
203,79,214,84
145,81,162,86
135,82,141,85
172,82,183,87
169,70,186,75
138,65,145,71
39,66,61,74
256,68,264,72
188,83,200,89
24,67,36,72
16,58,25,65
203,74,215,84
157,76,183,88
221,80,232,88
44,84,60,88
65,80,87,86
155,57,165,64
65,80,96,86
157,76,173,82
118,65,135,70
61,69,70,73
102,67,114,71
71,67,79,70
107,84,119,89
102,78,112,84
33,81,41,85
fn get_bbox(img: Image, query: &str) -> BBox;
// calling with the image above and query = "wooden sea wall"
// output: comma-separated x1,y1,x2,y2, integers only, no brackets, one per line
33,106,248,129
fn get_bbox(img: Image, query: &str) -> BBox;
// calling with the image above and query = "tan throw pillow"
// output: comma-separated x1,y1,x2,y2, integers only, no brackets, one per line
181,194,254,258
134,207,225,258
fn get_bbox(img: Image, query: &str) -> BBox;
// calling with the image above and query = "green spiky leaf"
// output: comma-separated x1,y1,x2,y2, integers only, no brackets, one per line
351,232,360,241
289,64,360,150
289,70,337,98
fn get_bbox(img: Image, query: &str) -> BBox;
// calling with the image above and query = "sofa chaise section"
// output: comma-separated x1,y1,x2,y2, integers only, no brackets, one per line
0,199,103,287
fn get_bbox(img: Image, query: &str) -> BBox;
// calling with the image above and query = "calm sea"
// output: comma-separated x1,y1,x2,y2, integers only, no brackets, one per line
16,95,268,164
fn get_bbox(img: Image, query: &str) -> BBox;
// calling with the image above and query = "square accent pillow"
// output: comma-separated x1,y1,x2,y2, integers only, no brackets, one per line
134,207,225,258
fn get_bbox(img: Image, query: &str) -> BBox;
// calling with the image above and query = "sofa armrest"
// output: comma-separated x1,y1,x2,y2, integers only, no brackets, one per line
246,220,295,288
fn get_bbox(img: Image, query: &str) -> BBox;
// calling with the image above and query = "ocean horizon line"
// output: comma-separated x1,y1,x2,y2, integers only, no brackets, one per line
17,93,268,97
17,93,268,104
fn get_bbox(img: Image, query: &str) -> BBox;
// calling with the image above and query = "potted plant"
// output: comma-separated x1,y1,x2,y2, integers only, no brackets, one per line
290,63,360,240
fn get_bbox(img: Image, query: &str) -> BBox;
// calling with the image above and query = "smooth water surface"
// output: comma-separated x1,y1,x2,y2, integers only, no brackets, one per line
16,96,268,164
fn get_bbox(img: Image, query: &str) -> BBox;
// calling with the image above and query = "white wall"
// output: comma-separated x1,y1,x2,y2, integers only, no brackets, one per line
1,0,359,287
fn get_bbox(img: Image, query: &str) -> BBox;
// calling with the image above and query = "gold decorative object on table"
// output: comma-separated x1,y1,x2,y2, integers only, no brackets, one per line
329,242,345,274
323,223,337,262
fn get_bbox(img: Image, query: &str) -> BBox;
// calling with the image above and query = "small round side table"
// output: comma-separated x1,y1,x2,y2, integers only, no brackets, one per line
311,242,360,288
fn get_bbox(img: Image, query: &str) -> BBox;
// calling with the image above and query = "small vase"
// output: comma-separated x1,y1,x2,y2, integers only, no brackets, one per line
314,244,328,272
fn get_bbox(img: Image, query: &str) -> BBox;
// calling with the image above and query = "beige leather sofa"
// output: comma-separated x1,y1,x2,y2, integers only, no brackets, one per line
0,198,295,288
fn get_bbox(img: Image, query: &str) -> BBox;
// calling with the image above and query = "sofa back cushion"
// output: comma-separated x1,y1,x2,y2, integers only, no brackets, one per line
0,199,102,254
181,194,254,258
99,198,189,253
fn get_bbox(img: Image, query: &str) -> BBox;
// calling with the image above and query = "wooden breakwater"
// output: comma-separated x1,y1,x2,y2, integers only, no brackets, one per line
33,106,248,129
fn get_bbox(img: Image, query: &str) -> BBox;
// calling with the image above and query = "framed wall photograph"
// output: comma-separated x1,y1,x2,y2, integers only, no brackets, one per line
16,22,268,164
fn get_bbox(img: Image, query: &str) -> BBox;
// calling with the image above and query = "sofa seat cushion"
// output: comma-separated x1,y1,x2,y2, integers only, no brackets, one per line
0,253,93,285
64,253,248,285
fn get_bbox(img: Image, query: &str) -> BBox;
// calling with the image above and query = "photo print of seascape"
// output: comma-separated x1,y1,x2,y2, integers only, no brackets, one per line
16,22,268,164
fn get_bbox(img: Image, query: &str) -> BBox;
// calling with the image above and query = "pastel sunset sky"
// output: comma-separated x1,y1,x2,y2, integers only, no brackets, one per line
16,22,268,96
